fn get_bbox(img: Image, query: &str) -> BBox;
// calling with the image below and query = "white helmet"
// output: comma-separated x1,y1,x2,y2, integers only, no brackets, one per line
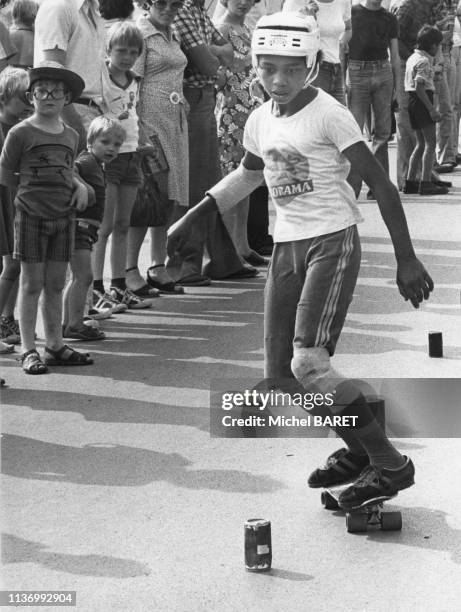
251,11,320,69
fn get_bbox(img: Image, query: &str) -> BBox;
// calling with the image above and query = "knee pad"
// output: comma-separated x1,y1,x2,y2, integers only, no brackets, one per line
291,347,338,394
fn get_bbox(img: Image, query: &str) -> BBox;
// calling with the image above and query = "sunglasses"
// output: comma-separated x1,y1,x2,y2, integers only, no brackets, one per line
150,0,184,10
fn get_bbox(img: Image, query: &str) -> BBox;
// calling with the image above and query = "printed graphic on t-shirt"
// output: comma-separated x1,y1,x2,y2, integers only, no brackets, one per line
112,90,136,121
264,146,313,204
28,144,74,187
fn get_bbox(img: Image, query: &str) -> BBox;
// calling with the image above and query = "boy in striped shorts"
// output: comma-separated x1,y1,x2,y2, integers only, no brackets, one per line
168,12,434,510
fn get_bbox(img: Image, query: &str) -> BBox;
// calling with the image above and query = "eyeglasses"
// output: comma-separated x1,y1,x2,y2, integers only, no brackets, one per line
32,87,68,101
151,0,184,11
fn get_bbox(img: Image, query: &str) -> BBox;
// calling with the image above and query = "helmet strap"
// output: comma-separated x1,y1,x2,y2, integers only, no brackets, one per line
303,61,319,88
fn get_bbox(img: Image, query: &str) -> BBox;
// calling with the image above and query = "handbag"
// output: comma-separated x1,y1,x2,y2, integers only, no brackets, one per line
130,137,170,227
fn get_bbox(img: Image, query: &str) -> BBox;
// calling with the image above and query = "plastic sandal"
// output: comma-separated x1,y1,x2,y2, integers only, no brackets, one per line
20,349,48,375
44,344,94,366
63,326,106,341
146,265,184,294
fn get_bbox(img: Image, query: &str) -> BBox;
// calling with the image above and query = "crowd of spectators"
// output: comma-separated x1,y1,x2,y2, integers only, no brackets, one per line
0,0,459,381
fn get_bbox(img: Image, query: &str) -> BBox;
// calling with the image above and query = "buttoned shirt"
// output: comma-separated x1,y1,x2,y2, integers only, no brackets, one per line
404,49,436,91
174,0,227,88
34,0,105,99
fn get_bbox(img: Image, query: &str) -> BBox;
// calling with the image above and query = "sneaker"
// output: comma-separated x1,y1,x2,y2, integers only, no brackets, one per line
419,181,449,196
338,457,415,510
307,447,370,488
403,180,419,194
86,307,113,320
0,316,20,344
93,290,128,314
109,286,152,309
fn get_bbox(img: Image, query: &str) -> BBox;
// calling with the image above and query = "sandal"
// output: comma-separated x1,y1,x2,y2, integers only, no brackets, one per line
63,326,106,341
126,266,160,298
44,344,93,366
146,265,184,294
19,349,48,375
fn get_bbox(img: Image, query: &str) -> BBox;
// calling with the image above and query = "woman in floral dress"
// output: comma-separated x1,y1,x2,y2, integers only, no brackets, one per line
213,0,267,266
126,0,188,294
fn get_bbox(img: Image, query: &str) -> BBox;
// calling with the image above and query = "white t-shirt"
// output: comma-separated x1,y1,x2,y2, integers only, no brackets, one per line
453,14,461,48
34,0,105,99
243,89,363,243
101,64,140,153
317,0,351,64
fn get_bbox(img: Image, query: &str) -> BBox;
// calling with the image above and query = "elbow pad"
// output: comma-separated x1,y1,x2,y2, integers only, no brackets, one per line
207,163,264,214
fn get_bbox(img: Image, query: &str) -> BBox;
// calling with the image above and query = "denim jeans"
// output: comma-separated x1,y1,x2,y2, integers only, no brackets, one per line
347,59,394,175
435,52,455,165
395,59,416,189
313,61,346,105
452,45,461,156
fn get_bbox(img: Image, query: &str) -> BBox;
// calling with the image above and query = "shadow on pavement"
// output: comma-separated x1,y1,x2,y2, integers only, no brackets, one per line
365,506,461,565
1,389,211,430
1,434,285,492
1,534,151,578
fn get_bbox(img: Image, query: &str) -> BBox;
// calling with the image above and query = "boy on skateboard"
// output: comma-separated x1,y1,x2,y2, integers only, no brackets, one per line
167,12,433,509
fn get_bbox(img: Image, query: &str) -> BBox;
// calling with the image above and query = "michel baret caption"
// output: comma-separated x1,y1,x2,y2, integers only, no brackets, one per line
221,414,358,428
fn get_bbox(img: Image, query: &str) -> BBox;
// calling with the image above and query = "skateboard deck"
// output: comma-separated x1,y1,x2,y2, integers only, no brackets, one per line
320,485,402,533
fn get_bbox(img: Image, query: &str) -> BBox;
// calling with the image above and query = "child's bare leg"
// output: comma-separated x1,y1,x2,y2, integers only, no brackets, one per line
63,249,93,330
93,183,116,283
407,129,425,181
18,262,44,352
41,260,67,350
421,123,436,181
0,255,20,317
111,184,138,280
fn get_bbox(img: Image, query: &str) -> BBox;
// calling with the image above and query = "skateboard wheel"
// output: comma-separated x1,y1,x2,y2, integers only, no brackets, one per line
381,511,402,531
321,492,339,510
346,513,368,533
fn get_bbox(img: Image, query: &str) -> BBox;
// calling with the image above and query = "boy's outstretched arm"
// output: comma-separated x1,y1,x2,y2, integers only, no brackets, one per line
167,151,264,257
343,141,434,309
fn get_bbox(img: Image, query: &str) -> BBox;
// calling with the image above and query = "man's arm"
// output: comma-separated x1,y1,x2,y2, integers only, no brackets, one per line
167,151,264,255
185,45,220,77
343,141,434,307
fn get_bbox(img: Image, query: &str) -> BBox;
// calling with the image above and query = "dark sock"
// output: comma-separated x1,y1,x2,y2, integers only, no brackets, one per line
93,280,105,294
111,277,126,291
334,383,403,469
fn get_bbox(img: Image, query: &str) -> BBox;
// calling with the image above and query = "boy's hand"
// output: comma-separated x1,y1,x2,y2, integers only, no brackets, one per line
137,143,156,156
396,257,434,308
167,215,195,257
430,108,442,123
71,181,89,212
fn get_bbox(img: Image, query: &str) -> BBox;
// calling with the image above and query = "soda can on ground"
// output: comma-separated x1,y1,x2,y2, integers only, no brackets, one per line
244,518,272,572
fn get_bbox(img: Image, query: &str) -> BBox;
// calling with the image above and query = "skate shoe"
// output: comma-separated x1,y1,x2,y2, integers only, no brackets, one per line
93,290,127,314
109,286,152,309
338,457,415,510
0,316,20,344
308,447,370,488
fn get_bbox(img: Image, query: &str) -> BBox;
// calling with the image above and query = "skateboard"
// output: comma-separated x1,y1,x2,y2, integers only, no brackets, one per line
320,485,402,533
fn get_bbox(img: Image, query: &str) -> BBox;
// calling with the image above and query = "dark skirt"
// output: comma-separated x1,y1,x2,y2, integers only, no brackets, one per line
408,90,435,130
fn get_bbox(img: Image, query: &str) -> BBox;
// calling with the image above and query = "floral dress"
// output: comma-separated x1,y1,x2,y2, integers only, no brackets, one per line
134,16,189,208
214,23,259,175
